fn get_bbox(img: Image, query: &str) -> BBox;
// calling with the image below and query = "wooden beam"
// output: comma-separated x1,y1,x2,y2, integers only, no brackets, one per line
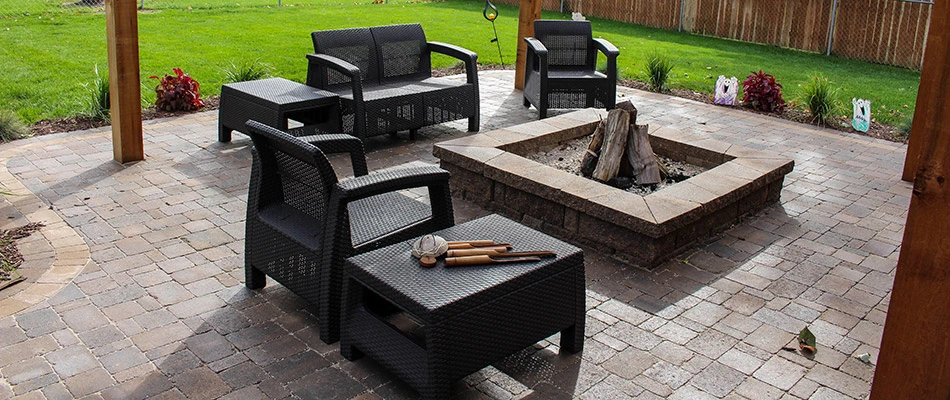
515,0,542,90
106,0,144,163
871,2,950,398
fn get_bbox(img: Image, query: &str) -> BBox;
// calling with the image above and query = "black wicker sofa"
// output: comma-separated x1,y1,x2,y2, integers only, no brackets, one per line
306,23,480,140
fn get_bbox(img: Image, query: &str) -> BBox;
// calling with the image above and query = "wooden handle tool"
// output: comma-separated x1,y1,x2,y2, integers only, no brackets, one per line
446,240,497,247
447,243,513,250
444,255,542,267
446,249,556,258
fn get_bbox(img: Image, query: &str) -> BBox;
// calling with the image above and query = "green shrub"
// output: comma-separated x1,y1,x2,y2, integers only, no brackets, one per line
0,110,29,143
798,74,842,125
223,59,271,84
644,52,674,92
897,115,913,137
85,64,110,120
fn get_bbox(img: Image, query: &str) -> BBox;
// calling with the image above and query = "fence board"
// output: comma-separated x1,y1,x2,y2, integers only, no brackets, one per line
492,0,928,69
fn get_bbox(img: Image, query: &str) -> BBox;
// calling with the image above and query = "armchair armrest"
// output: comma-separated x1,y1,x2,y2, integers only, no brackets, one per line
524,37,548,76
306,53,364,100
428,42,478,84
306,53,368,139
297,134,368,177
334,165,450,202
592,38,619,81
592,38,619,58
326,165,454,251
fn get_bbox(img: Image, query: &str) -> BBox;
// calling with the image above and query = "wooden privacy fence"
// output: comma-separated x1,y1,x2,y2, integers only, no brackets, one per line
496,0,931,69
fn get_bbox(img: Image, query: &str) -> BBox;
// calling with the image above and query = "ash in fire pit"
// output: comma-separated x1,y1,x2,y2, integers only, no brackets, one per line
527,101,706,195
527,139,706,195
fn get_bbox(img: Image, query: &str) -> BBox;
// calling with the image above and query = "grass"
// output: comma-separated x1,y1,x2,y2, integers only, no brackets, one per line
798,74,843,126
84,64,110,120
0,109,29,142
223,59,272,84
0,0,921,126
644,52,675,92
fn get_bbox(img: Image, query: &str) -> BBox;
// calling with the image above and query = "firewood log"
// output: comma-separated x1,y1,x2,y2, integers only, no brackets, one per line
580,120,606,177
616,100,638,124
592,109,631,182
626,124,662,185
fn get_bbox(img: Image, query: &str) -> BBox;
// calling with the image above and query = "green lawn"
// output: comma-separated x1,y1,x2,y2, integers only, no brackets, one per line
0,0,920,126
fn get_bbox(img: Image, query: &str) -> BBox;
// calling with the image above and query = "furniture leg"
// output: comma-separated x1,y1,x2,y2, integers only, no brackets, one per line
410,129,418,140
468,115,479,132
245,264,265,289
523,97,531,107
218,123,232,143
421,384,451,400
560,323,584,354
341,342,363,361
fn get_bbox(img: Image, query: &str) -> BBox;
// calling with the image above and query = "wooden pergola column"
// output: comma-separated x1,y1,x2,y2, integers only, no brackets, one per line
514,0,542,90
871,1,950,397
106,0,144,163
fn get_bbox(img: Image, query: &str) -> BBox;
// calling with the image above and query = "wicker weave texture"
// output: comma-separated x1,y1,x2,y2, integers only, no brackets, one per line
307,23,479,139
243,120,454,344
523,20,619,119
341,214,584,399
218,77,340,142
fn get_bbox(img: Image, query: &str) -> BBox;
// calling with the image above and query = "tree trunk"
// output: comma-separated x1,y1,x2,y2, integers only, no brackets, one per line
591,109,630,182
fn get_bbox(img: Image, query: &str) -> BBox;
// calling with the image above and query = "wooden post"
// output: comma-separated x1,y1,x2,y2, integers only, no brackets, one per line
106,0,144,163
515,0,542,90
871,2,950,398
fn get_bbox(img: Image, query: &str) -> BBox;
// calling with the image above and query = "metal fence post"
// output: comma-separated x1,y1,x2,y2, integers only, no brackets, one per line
826,0,839,56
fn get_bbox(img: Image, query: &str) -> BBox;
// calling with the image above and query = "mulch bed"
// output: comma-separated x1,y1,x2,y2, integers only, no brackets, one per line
0,222,45,290
26,70,906,144
29,97,221,137
620,79,907,144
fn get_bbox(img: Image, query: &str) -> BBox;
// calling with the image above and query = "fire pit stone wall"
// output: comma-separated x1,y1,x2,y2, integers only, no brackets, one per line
434,109,794,268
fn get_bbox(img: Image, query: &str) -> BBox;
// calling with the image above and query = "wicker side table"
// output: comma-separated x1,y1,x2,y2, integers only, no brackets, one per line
218,77,340,142
341,214,584,399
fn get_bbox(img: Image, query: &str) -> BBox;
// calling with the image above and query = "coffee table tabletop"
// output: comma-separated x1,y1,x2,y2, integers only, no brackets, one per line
345,214,582,321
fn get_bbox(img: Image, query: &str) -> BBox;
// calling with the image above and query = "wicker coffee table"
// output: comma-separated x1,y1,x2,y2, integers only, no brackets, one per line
341,214,584,399
218,77,340,142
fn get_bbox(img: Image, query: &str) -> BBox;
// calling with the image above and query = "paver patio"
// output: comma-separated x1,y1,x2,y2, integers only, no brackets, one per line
0,70,907,399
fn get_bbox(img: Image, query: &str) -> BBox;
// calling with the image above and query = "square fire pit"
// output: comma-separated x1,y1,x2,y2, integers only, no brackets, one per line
433,109,794,268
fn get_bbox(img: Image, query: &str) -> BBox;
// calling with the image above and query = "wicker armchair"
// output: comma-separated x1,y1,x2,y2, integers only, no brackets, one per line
307,23,480,140
243,120,455,344
523,20,619,119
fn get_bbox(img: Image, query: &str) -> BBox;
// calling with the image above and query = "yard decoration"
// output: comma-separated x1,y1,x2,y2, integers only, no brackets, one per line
852,98,871,132
482,0,503,64
149,68,205,112
714,75,738,105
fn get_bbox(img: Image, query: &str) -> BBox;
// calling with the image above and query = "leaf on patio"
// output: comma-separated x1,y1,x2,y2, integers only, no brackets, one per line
798,326,817,354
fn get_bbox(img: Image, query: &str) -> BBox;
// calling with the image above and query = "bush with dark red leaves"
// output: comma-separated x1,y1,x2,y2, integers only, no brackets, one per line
742,70,785,112
150,68,205,112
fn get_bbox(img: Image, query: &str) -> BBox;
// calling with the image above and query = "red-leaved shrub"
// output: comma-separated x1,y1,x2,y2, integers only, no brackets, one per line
150,68,205,112
742,70,785,112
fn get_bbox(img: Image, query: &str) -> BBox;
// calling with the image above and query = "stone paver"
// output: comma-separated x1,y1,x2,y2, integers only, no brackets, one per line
0,70,906,398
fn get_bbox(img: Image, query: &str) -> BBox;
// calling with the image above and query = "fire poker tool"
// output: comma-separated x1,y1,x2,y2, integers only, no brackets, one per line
446,240,513,250
446,249,556,258
445,255,542,267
